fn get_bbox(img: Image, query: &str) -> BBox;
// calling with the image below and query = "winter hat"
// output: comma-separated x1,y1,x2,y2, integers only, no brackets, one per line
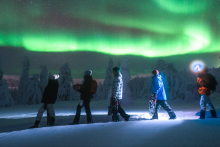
113,67,121,73
84,70,92,76
53,74,59,79
152,70,159,75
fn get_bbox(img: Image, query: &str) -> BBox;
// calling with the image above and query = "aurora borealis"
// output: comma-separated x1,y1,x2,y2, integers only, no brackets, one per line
0,0,220,78
1,0,220,57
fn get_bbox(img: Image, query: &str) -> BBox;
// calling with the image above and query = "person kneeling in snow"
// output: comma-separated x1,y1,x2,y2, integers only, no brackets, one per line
197,67,218,119
69,70,97,125
29,74,59,128
151,70,176,120
109,67,130,122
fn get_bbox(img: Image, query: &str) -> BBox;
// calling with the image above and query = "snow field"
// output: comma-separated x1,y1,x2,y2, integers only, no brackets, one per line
1,95,220,146
1,119,220,147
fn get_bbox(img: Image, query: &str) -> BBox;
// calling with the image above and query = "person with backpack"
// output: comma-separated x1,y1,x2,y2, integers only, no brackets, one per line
109,67,130,122
151,70,176,120
29,74,59,128
197,66,218,119
69,70,97,125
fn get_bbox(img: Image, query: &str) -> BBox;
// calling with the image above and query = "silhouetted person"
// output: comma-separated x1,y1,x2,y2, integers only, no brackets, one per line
197,66,218,119
151,70,176,120
70,70,97,125
109,67,130,122
29,74,59,128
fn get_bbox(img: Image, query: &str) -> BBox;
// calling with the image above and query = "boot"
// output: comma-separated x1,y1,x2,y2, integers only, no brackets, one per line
169,116,177,120
199,110,206,119
49,117,55,126
151,114,158,120
29,120,40,129
169,112,177,120
87,117,93,124
210,110,218,118
69,104,82,125
125,115,130,121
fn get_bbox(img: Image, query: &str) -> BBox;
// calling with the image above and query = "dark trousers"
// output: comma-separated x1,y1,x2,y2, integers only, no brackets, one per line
73,100,93,124
111,99,129,120
153,100,176,118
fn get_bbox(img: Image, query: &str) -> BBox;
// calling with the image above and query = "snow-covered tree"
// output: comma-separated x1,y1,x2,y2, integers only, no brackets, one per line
94,83,103,100
16,57,48,104
25,74,42,104
102,58,113,100
17,56,30,104
58,63,74,101
39,66,48,94
0,58,15,107
129,76,146,99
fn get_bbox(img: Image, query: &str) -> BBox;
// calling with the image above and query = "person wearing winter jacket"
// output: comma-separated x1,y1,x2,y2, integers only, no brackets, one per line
151,70,176,120
110,67,130,122
29,74,59,128
197,67,218,119
69,70,96,125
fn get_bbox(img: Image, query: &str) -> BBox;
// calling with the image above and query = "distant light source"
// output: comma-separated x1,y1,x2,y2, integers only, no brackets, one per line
194,64,201,71
190,60,205,73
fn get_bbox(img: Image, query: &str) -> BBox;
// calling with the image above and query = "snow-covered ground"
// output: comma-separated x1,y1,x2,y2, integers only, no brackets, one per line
1,93,220,147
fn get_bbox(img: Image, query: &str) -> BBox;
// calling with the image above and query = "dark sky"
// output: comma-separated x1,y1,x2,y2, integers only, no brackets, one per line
0,0,220,78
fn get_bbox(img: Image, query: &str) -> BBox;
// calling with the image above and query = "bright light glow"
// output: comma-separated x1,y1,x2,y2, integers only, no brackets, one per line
189,60,205,73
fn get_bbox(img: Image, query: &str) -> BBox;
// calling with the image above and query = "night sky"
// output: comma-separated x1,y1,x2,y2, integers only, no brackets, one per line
0,0,220,78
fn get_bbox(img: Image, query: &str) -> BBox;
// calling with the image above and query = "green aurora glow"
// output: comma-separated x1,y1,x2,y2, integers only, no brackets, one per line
0,0,220,57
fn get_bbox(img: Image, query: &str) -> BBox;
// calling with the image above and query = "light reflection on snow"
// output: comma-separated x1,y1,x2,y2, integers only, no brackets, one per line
0,110,198,120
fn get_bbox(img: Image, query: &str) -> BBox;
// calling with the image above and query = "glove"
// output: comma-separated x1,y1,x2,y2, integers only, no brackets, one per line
73,84,81,92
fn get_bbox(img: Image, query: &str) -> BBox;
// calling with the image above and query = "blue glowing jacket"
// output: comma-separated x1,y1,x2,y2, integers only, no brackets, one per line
152,75,167,100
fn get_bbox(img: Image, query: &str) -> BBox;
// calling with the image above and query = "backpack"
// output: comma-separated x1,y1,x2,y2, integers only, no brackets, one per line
90,79,98,94
202,73,218,91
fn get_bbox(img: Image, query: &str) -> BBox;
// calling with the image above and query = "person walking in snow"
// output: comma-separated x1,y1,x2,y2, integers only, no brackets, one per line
151,70,176,120
29,74,59,128
69,70,97,125
197,66,218,119
109,67,130,122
